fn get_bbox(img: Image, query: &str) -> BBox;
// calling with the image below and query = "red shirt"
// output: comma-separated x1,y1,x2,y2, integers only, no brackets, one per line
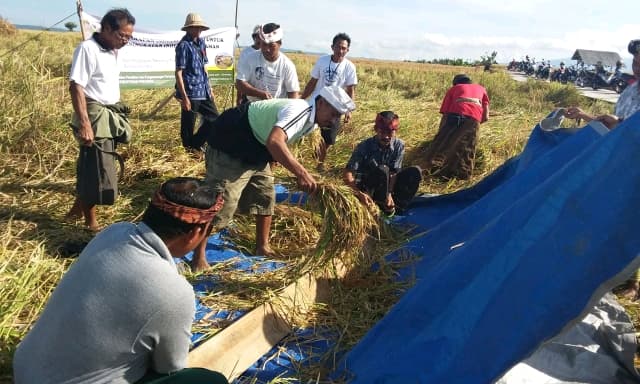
439,83,489,123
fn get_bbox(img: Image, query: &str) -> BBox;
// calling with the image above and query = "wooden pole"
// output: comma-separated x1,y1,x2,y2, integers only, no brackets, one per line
76,0,86,40
145,93,176,119
232,0,239,107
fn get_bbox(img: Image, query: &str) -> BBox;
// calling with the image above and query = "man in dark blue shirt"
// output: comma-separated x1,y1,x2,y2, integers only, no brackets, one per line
175,13,219,152
344,111,422,215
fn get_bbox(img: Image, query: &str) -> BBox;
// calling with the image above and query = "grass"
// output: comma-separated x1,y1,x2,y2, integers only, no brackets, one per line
0,26,623,383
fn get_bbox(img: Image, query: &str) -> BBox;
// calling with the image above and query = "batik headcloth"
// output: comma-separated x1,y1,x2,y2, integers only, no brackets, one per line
151,188,224,224
375,112,399,131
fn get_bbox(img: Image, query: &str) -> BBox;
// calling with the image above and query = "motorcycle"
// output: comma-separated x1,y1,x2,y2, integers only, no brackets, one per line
592,70,633,93
614,73,636,94
535,64,551,80
574,67,596,88
550,66,568,83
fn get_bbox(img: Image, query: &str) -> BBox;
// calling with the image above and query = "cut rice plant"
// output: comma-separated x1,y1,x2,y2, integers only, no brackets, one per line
298,183,382,275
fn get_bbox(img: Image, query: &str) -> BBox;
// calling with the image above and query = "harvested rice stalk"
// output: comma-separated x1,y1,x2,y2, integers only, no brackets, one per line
299,183,381,274
223,205,321,262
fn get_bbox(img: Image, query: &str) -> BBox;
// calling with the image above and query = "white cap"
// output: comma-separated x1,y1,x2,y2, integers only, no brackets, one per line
318,85,356,114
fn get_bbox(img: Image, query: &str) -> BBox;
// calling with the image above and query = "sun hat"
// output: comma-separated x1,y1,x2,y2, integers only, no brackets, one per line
182,13,209,31
318,85,356,114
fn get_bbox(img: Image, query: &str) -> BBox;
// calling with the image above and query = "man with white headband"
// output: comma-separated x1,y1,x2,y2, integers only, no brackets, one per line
191,85,355,271
235,22,300,102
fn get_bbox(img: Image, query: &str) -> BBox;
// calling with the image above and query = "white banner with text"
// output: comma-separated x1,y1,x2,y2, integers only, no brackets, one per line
81,11,236,88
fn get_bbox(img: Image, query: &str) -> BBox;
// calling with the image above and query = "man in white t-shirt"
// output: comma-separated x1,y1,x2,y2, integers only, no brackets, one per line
236,24,262,105
301,33,357,169
235,23,300,102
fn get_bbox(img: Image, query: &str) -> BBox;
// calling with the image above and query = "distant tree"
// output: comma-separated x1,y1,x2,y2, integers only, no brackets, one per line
423,58,473,66
64,21,77,32
478,51,498,71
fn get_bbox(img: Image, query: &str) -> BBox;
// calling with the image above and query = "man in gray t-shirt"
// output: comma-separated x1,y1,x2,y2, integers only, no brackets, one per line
13,178,228,384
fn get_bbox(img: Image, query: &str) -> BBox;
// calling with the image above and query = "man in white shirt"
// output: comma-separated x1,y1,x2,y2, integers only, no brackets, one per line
236,24,262,105
301,33,357,169
235,23,300,102
65,8,135,231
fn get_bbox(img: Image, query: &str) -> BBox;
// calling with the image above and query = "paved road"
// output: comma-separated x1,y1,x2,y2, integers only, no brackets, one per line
508,71,619,104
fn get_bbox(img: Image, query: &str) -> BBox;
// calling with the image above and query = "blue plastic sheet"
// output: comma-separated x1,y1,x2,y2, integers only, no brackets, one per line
337,115,640,383
177,230,287,346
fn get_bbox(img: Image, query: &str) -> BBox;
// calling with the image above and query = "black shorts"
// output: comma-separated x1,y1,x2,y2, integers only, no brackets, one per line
320,122,341,145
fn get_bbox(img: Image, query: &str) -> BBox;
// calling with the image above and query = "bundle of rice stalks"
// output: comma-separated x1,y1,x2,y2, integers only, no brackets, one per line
224,204,322,261
0,17,17,36
299,183,381,275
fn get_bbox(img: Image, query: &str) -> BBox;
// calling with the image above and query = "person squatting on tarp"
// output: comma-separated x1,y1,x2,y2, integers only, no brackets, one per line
235,23,300,102
190,85,356,271
14,177,229,384
175,13,220,153
343,111,422,216
65,8,135,232
300,32,358,170
565,38,640,300
424,73,490,180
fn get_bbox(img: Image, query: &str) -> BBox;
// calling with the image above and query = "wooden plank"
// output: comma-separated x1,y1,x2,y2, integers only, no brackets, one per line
187,269,336,380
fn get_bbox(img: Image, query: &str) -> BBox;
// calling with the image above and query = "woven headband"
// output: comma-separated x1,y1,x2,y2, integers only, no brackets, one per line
374,113,399,131
151,189,224,224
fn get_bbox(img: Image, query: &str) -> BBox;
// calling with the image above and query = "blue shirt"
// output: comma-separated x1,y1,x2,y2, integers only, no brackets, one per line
346,136,405,185
175,34,210,100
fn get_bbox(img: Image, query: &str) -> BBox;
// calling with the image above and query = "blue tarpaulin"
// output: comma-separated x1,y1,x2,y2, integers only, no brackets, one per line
337,114,640,383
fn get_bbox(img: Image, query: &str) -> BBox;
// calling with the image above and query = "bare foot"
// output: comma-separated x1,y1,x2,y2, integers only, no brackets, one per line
255,245,277,258
619,281,639,301
65,203,83,221
190,257,210,272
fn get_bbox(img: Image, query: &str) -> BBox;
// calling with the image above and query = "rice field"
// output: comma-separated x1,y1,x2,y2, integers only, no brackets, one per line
0,24,627,382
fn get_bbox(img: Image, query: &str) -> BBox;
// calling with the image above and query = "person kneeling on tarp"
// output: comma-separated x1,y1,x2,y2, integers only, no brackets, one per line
13,177,228,384
343,111,422,215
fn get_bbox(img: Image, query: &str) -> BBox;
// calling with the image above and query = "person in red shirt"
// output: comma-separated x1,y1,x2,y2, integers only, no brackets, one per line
425,74,489,180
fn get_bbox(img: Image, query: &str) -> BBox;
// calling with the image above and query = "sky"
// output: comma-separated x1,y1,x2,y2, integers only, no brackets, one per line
3,0,640,65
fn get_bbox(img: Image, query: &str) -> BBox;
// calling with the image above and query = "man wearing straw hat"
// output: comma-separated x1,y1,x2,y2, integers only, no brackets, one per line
14,177,229,384
235,22,300,102
190,85,355,271
175,12,219,153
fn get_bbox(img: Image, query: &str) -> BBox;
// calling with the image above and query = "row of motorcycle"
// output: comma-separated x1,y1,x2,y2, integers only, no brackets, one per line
507,59,635,94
